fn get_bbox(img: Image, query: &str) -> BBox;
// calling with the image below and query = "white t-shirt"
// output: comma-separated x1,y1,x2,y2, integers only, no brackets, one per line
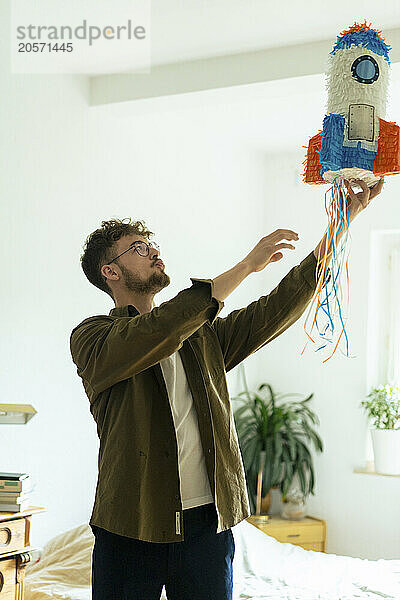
159,350,214,510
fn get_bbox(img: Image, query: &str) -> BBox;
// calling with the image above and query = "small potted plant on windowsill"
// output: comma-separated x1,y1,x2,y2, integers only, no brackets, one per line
232,364,323,515
361,384,400,475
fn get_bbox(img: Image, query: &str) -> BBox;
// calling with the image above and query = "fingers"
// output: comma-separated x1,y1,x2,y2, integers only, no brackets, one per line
274,242,296,251
370,177,384,199
346,178,380,195
343,176,384,216
268,229,299,242
357,179,370,194
345,178,370,208
345,179,356,201
269,252,283,262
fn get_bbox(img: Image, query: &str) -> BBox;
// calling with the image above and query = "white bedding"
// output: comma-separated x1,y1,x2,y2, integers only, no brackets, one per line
24,519,400,600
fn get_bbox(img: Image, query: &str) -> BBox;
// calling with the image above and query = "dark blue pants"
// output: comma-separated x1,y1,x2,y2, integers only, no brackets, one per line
90,502,235,600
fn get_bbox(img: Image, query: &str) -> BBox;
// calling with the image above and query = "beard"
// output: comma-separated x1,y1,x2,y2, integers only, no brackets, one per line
119,263,170,295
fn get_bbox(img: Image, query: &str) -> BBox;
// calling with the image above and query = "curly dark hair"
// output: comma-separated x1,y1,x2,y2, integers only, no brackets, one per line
80,218,154,299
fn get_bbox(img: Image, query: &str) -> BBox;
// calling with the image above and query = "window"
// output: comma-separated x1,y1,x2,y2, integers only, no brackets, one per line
367,231,400,390
387,247,400,386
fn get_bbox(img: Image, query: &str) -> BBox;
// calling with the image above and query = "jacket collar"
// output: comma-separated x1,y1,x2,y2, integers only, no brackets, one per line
109,305,139,317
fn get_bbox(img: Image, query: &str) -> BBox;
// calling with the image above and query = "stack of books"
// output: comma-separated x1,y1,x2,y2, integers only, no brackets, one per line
0,472,34,512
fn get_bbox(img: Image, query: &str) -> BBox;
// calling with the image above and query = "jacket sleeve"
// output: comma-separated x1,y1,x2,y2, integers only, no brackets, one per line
211,251,321,372
70,279,224,397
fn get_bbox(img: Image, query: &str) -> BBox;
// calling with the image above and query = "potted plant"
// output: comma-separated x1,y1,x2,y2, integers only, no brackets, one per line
361,384,400,475
232,364,323,515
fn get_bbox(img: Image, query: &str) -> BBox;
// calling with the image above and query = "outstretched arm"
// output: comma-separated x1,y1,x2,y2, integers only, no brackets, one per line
209,229,318,372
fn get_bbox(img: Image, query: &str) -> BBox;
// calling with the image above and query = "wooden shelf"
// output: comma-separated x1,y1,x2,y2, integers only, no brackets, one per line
0,506,46,521
353,462,400,477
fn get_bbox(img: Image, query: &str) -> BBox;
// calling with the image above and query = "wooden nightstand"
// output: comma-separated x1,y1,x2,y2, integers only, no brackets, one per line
246,514,326,552
0,506,46,598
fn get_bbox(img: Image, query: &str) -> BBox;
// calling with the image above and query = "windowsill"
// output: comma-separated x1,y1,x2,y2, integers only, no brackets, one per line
353,461,400,477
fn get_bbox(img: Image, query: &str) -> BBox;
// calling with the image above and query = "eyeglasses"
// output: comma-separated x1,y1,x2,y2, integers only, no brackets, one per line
108,240,160,264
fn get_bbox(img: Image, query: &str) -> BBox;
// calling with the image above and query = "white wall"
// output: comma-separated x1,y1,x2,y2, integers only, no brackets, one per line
0,0,91,549
2,0,399,558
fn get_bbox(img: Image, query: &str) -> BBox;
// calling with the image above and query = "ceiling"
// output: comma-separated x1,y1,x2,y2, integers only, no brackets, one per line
12,1,400,76
25,1,399,76
150,0,400,66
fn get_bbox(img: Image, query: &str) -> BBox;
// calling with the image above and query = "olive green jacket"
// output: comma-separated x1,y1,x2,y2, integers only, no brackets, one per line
70,250,318,543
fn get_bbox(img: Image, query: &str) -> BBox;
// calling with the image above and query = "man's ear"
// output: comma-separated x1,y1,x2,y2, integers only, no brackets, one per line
101,264,119,281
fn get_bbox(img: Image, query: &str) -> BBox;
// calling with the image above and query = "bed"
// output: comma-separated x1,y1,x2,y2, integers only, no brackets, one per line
24,518,400,600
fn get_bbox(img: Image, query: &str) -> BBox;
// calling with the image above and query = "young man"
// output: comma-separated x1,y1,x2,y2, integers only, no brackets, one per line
70,179,383,600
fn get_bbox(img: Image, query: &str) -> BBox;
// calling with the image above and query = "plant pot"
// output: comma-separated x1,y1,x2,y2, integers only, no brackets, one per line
371,428,400,475
281,500,306,520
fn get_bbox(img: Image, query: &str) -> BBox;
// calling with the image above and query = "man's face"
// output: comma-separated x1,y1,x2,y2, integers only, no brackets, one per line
113,234,170,295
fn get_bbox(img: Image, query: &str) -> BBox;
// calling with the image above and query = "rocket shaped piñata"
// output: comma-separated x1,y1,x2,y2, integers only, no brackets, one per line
302,22,399,362
304,21,400,186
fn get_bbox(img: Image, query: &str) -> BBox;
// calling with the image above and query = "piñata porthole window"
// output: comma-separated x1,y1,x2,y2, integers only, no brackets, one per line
351,55,379,84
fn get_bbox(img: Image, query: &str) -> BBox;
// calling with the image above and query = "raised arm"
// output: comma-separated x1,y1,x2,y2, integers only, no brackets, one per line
211,250,318,372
